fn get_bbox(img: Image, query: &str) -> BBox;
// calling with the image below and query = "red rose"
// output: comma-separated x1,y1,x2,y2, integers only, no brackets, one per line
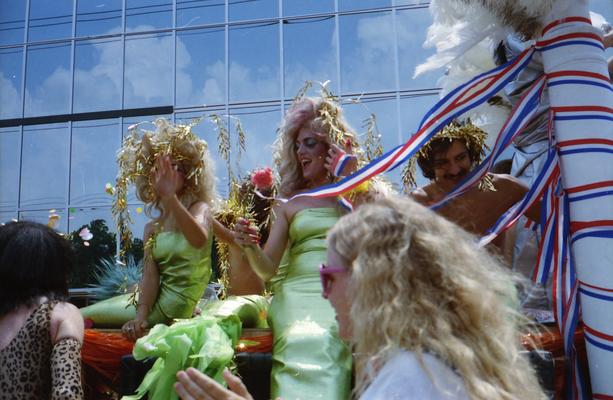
251,167,274,190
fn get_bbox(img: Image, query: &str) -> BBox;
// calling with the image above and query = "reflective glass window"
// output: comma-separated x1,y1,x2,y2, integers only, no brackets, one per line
0,1,27,45
283,16,337,97
70,119,121,206
67,206,117,287
339,0,391,12
19,208,68,232
0,128,21,211
0,47,24,119
76,0,122,37
177,0,224,28
0,212,16,224
74,38,122,113
342,95,403,190
126,0,172,31
395,0,430,5
124,33,173,109
339,12,396,94
282,0,333,17
20,124,69,208
28,0,73,42
396,7,439,90
229,0,278,22
25,42,71,117
229,104,281,175
229,22,280,103
177,27,225,108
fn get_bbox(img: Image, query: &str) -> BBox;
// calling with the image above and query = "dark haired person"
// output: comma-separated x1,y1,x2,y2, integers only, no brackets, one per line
0,221,84,398
408,121,539,257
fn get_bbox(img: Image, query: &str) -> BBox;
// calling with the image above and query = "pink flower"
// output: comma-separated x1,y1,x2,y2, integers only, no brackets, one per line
251,167,274,190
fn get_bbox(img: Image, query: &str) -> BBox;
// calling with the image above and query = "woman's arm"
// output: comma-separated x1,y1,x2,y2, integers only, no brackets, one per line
234,202,289,282
49,302,85,399
122,222,159,341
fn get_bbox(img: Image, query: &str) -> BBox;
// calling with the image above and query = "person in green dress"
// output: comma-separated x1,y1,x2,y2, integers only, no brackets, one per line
115,119,233,341
233,95,360,399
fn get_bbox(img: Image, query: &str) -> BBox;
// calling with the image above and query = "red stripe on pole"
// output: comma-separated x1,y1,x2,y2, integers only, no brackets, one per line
552,106,613,114
584,324,613,343
558,139,613,147
579,280,613,293
566,180,613,194
570,220,613,233
537,32,604,47
547,70,612,82
542,17,592,35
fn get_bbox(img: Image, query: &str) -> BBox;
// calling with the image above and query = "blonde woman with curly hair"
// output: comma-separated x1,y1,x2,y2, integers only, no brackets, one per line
232,96,359,399
81,119,231,341
324,196,547,399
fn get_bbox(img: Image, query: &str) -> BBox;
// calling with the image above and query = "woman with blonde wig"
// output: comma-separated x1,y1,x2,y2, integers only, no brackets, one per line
324,196,547,399
232,95,359,399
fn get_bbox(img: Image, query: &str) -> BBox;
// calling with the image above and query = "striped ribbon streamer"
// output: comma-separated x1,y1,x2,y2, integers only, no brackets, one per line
478,147,557,246
547,71,613,92
284,47,536,201
567,179,613,203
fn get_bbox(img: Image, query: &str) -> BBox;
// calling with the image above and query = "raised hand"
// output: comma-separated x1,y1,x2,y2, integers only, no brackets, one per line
153,155,184,199
325,138,357,177
232,217,261,247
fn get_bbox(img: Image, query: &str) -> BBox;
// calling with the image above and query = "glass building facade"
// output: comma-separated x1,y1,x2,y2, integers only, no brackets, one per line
1,0,612,287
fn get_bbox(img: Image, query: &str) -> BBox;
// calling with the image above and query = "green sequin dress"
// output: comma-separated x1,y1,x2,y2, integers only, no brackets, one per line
268,208,352,400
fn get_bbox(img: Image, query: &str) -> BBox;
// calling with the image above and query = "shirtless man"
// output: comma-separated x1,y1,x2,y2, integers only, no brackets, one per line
409,122,540,254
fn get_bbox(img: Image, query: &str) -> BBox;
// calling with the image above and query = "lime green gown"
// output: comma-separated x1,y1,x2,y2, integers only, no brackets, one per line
80,230,212,327
146,230,213,325
268,208,352,400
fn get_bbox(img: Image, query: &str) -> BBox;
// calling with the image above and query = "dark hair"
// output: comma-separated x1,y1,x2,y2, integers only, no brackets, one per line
238,182,273,244
0,221,75,315
417,138,476,180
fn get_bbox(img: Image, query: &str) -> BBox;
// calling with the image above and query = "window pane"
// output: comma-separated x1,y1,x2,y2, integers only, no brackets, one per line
71,119,121,206
339,0,391,12
76,0,122,37
342,95,403,190
67,207,117,287
177,0,224,28
177,27,225,108
339,12,396,94
126,0,172,31
21,124,69,208
19,208,68,232
124,33,173,108
0,212,17,224
284,16,337,97
282,0,333,17
396,7,439,90
74,38,122,113
229,0,278,22
395,0,430,5
28,0,73,42
229,22,280,102
0,1,27,45
25,42,71,117
0,47,23,119
229,104,281,175
0,128,21,211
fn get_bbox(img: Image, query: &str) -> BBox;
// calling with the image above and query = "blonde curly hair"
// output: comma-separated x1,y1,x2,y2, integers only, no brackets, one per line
327,196,546,400
116,118,217,223
273,97,360,197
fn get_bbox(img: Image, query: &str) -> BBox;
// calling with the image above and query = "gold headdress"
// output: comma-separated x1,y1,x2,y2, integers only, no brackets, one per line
402,119,494,191
113,118,214,255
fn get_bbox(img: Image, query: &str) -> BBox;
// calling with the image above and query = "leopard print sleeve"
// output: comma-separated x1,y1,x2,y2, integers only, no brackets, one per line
50,338,84,400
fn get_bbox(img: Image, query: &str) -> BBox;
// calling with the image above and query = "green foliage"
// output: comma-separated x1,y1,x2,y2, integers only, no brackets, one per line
68,219,117,288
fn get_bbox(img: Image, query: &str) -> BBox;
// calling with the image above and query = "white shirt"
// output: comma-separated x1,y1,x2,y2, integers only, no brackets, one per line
360,350,469,400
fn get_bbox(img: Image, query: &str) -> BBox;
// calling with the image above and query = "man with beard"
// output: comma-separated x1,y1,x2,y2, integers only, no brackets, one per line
408,120,540,256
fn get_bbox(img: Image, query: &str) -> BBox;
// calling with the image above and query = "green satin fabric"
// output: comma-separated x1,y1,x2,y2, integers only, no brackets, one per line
146,230,213,325
268,208,352,400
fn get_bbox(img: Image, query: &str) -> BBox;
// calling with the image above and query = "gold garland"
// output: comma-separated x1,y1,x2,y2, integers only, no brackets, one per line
402,120,494,192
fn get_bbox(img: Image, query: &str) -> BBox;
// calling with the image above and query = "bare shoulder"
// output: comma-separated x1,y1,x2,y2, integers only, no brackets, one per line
408,186,432,205
491,173,527,191
50,302,84,345
188,201,211,215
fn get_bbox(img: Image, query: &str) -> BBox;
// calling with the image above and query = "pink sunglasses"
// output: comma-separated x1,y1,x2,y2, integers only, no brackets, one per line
319,263,347,298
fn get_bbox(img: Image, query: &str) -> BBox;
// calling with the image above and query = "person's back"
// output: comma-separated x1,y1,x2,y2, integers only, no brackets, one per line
0,221,84,399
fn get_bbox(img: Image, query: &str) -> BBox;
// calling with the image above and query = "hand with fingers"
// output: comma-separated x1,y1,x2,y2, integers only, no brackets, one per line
175,368,254,400
153,155,184,199
121,318,148,341
325,139,357,177
232,218,261,248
